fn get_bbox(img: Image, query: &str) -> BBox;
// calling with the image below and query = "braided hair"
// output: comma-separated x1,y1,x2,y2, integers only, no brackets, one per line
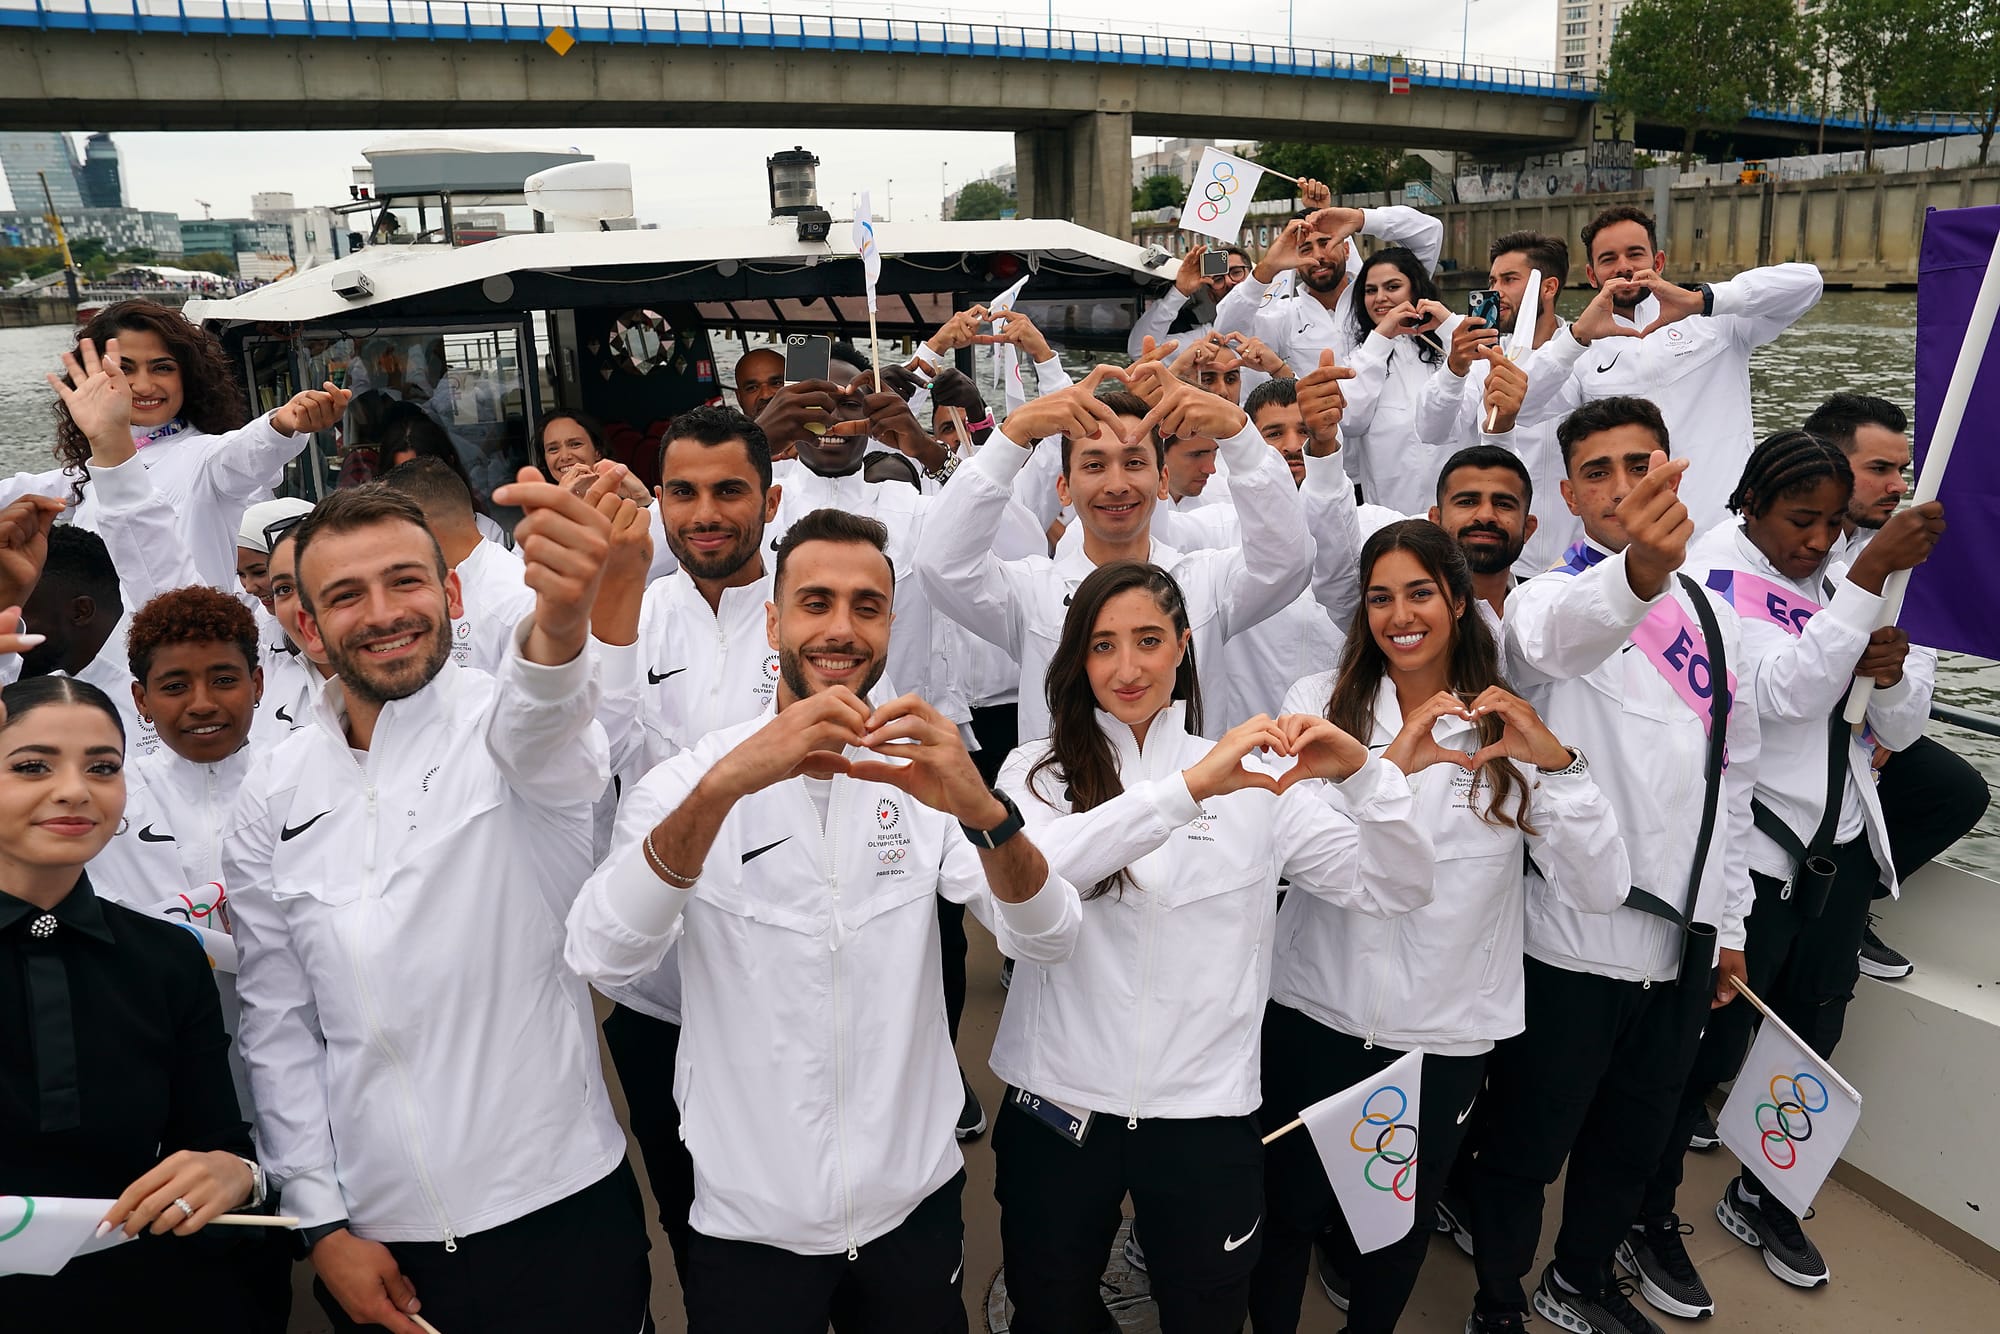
1726,429,1853,518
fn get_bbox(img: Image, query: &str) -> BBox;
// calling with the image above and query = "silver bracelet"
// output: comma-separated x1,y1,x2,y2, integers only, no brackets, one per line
643,830,700,889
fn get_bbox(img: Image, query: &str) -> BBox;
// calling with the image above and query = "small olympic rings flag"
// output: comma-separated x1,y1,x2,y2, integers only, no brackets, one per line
1180,147,1268,244
1717,1008,1861,1218
1295,1047,1424,1253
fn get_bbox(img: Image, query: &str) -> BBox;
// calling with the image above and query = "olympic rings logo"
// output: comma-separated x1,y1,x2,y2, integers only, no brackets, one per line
1754,1071,1829,1171
0,1195,35,1241
164,884,230,934
1350,1084,1419,1201
1194,161,1241,223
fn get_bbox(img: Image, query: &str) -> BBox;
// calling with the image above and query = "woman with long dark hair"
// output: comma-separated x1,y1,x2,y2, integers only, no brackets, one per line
0,671,270,1330
991,560,1441,1334
537,410,612,483
44,304,348,591
1247,519,1627,1334
1339,246,1464,516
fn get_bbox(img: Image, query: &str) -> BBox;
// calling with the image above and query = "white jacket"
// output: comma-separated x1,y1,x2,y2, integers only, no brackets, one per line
1213,207,1445,370
565,710,1082,1256
1505,540,1763,981
449,538,537,676
1339,316,1465,511
1271,674,1628,1054
995,704,1433,1120
1687,523,1929,896
917,418,1312,742
1537,264,1824,532
226,630,624,1244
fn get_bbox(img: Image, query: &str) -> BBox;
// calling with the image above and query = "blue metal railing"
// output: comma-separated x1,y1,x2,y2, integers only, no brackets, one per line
0,0,1982,135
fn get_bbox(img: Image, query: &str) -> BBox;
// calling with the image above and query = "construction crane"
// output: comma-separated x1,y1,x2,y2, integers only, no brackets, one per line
195,199,213,220
37,170,79,303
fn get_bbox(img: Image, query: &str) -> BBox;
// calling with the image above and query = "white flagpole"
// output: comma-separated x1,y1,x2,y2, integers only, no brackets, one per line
1841,220,2000,723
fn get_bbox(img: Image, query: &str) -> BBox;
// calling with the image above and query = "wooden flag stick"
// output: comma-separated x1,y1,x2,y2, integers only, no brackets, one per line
1725,976,1862,1099
1262,1117,1305,1146
213,1214,301,1228
868,305,882,394
942,404,971,459
413,1316,446,1334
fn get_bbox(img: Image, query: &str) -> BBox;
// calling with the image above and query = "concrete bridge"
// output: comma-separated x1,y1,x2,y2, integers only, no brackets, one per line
0,2,1979,238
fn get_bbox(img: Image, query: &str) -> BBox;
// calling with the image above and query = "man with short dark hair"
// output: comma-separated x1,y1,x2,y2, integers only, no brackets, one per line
1430,444,1537,621
1126,242,1255,359
731,346,787,422
567,508,1079,1333
380,457,535,677
228,472,656,1334
1541,207,1823,532
1802,393,1990,978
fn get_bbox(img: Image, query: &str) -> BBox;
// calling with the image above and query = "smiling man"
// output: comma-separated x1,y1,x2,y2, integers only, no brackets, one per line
226,473,658,1334
567,507,1080,1334
1430,445,1537,621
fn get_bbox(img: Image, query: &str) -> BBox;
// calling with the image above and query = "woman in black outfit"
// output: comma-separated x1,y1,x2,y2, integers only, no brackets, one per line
0,673,268,1329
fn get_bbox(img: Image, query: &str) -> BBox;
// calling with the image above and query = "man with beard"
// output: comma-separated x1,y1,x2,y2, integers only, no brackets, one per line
566,507,1080,1333
1801,394,1990,979
1430,445,1538,624
1214,203,1444,370
227,475,658,1334
380,457,536,677
1548,206,1823,533
1125,241,1257,359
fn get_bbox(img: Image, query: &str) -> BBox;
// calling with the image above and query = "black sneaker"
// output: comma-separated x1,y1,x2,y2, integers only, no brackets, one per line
1859,915,1914,979
1716,1177,1829,1288
1617,1214,1715,1318
1313,1233,1349,1309
1688,1110,1720,1151
1464,1312,1529,1334
955,1070,986,1141
1532,1263,1665,1334
1000,956,1015,990
1434,1193,1476,1258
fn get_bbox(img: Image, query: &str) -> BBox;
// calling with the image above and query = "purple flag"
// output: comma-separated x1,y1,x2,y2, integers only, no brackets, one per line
1904,206,2000,659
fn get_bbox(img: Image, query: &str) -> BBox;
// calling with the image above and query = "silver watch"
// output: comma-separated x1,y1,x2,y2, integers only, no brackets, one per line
1538,747,1588,778
234,1155,267,1209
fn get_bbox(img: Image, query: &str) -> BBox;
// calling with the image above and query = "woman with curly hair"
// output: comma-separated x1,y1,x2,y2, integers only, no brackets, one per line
41,301,350,591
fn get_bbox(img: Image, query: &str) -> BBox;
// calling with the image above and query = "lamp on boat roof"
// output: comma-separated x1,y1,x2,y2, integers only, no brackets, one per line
768,146,833,244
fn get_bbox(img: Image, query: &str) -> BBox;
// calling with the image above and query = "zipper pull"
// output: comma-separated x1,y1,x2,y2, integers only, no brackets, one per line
1127,1116,1138,1130
847,1243,859,1261
443,1228,458,1254
1363,1034,1376,1052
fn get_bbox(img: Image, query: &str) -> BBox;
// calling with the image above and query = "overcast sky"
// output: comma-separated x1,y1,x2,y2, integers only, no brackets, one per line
5,0,1554,225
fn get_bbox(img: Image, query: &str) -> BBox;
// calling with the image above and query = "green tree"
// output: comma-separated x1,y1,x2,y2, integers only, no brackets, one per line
0,245,65,285
1817,0,1925,168
1132,173,1184,211
114,246,159,265
178,251,237,276
1604,0,1804,171
68,236,109,266
1248,143,1430,199
1920,0,2000,164
952,180,1014,221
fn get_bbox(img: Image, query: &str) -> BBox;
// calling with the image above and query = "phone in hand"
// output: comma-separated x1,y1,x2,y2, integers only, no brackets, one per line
1200,248,1230,279
1468,289,1501,329
784,334,832,383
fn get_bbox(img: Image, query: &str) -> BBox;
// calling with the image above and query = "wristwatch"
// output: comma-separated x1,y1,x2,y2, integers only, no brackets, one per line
1538,747,1589,778
234,1155,267,1209
962,787,1025,850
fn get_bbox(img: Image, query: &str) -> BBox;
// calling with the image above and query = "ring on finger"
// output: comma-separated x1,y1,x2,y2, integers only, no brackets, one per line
172,1197,195,1221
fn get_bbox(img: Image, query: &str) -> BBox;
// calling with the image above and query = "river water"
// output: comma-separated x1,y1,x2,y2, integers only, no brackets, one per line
1,292,1994,872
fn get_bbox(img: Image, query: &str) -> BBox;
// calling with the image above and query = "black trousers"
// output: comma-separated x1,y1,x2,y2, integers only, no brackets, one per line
1465,957,1711,1312
602,1001,696,1280
683,1170,968,1334
937,702,1020,1043
1248,1002,1487,1334
1874,734,1991,884
993,1095,1264,1334
1642,839,1879,1217
314,1160,654,1334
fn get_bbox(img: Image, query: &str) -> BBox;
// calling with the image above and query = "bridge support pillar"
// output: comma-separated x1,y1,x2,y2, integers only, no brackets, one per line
1016,112,1133,241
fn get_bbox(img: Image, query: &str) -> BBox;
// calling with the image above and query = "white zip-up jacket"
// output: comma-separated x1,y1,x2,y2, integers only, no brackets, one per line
1504,540,1763,981
1687,523,1928,895
1339,316,1466,510
994,703,1434,1120
565,710,1082,1256
1413,317,1589,576
449,538,537,675
1531,264,1824,532
1213,207,1445,369
1271,673,1629,1054
917,418,1311,742
226,629,624,1244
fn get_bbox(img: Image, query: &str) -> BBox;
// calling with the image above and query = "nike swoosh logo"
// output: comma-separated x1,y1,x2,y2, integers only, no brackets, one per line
647,667,688,685
280,810,332,842
742,837,792,864
1457,1095,1478,1126
1594,352,1622,373
1223,1217,1260,1251
137,823,175,843
275,704,294,723
949,1251,963,1285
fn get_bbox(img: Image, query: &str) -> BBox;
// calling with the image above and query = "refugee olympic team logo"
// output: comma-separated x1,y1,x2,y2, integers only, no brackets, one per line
875,798,901,831
1195,159,1243,224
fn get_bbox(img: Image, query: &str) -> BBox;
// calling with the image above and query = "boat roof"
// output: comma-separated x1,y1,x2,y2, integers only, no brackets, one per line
183,218,1172,345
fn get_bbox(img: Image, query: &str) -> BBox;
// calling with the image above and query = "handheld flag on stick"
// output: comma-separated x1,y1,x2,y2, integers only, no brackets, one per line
0,1196,129,1276
853,192,883,390
1265,1048,1424,1253
1860,205,2000,709
1506,269,1543,362
1181,148,1285,245
1716,980,1863,1219
987,273,1032,413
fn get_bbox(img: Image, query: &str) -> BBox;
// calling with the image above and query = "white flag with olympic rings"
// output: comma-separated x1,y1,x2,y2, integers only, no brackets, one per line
1717,1008,1862,1218
1180,148,1267,245
1297,1047,1423,1253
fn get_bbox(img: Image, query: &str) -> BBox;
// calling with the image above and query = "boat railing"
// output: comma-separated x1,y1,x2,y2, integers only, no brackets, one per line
1931,701,2000,739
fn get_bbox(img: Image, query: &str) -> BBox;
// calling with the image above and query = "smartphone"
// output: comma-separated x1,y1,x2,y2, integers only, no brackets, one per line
1468,289,1501,329
1200,248,1230,279
784,333,832,383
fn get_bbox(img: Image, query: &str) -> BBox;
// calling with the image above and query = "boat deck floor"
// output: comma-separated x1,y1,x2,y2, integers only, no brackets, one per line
287,931,2000,1332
